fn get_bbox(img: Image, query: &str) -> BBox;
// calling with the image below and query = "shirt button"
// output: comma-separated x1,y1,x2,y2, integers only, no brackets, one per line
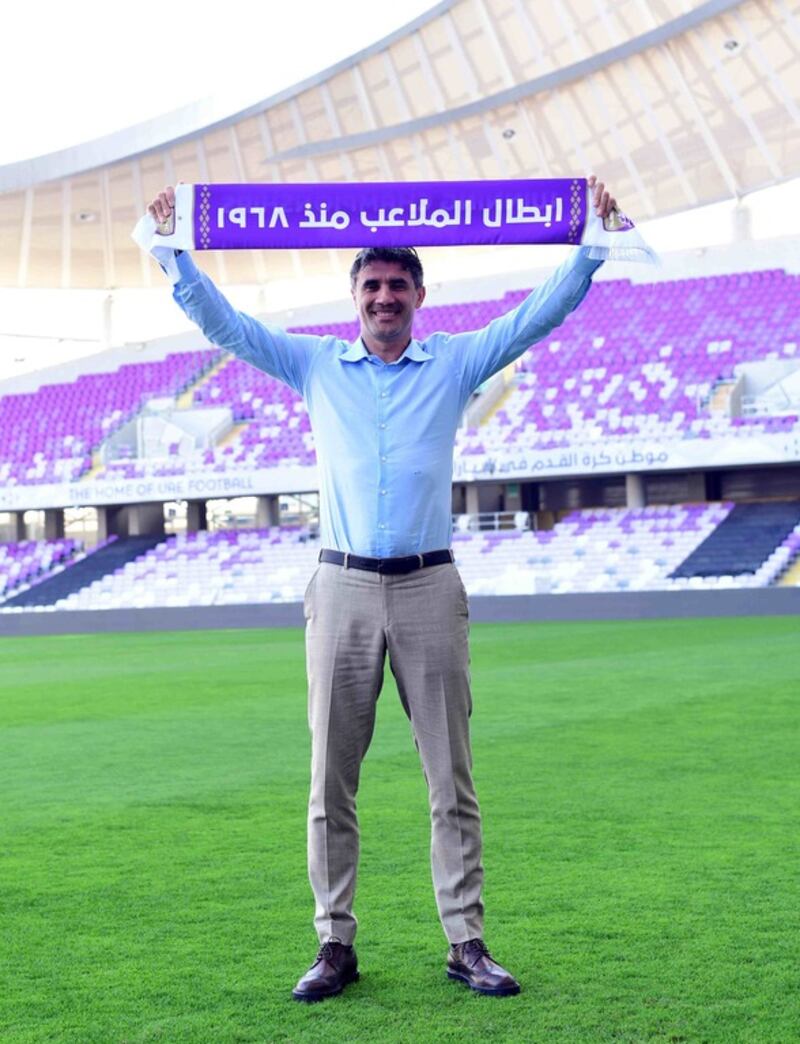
381,455,387,462
379,523,386,529
379,423,387,429
380,489,387,495
380,392,388,398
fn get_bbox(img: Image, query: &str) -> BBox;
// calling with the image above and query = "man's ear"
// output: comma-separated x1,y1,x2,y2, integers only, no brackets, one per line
416,286,426,309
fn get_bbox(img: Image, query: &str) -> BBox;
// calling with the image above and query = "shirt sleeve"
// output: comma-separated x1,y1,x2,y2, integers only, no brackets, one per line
453,247,602,398
169,252,318,396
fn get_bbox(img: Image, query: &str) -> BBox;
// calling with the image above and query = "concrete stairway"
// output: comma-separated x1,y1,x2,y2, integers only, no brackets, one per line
175,355,229,409
778,554,800,586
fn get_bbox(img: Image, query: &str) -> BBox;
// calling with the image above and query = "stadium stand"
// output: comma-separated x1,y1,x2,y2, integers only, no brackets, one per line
0,350,220,486
3,268,797,488
67,269,800,480
5,501,799,613
1,265,799,614
670,502,800,579
2,536,163,608
96,354,317,480
32,528,319,611
454,503,733,595
0,538,80,600
458,269,800,456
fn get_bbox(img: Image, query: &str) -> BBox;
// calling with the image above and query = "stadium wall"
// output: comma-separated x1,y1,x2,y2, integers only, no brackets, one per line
3,588,800,638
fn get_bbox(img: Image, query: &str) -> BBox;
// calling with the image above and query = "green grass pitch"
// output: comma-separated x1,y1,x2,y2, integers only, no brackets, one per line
1,616,798,1043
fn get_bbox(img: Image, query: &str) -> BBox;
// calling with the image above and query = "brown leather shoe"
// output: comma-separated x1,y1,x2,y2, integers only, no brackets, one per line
292,938,359,1002
447,938,520,996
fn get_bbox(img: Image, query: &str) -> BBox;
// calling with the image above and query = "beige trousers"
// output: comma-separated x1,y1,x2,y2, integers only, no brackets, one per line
303,561,484,945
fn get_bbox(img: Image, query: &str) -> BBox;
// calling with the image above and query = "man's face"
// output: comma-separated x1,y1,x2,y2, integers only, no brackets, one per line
351,261,426,353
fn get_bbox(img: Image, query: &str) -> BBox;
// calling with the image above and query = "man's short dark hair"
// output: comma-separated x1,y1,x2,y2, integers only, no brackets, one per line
349,247,424,289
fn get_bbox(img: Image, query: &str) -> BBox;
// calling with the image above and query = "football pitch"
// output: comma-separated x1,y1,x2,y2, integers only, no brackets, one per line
1,616,798,1044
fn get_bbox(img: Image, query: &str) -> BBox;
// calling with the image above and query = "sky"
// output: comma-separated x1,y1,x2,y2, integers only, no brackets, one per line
1,0,435,164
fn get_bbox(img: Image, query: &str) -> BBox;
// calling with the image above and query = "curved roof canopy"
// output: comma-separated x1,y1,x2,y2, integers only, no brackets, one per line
1,0,798,289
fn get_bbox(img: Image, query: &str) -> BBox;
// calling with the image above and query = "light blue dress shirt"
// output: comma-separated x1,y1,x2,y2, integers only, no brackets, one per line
170,249,601,557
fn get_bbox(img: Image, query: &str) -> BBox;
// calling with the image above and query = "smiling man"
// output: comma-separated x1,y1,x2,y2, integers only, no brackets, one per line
148,177,617,1002
352,255,425,360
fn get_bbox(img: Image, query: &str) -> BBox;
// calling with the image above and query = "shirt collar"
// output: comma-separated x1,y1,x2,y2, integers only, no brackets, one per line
339,339,433,364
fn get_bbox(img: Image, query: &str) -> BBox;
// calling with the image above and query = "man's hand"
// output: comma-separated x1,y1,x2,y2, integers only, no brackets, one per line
587,174,617,219
148,186,176,225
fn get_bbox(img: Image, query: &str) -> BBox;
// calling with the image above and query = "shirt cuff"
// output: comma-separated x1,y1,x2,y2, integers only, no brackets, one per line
157,248,201,286
571,245,604,278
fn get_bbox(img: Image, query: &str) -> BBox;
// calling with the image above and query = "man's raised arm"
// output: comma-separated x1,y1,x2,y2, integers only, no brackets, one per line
145,184,317,397
454,176,619,395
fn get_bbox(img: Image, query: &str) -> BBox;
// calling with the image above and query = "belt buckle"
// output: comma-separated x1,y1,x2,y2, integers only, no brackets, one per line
417,553,424,569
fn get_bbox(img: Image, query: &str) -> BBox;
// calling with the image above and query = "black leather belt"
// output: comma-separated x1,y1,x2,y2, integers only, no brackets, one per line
319,548,454,575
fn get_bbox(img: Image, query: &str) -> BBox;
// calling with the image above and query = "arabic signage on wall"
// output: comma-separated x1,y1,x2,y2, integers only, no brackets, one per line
2,434,799,513
452,432,800,481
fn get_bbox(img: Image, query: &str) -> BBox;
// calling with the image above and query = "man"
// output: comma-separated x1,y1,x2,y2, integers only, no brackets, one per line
148,176,617,1002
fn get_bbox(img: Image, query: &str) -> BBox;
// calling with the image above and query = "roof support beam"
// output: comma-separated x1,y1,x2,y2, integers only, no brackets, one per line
732,7,800,131
475,0,515,90
131,160,153,288
412,31,471,180
381,49,433,178
351,65,393,179
635,0,741,198
691,14,782,180
101,169,115,288
444,8,509,177
267,0,746,163
61,180,71,289
555,4,656,212
592,0,698,208
17,188,33,289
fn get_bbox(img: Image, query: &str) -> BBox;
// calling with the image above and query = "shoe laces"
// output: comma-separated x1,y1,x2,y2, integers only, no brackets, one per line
460,938,491,966
316,937,345,964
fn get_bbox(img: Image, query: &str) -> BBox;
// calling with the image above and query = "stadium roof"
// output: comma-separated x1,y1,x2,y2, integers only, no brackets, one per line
1,0,798,290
